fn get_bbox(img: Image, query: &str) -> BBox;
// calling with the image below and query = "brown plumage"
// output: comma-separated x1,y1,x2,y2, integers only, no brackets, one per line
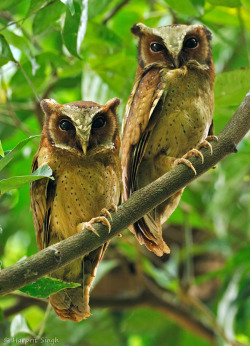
121,23,215,256
31,98,122,321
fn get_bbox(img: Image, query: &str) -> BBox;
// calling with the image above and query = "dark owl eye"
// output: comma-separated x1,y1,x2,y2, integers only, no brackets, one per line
92,116,106,129
59,120,74,131
150,42,164,52
184,37,198,49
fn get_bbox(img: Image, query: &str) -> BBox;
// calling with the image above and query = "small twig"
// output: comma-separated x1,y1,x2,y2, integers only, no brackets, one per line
16,62,40,103
102,0,131,25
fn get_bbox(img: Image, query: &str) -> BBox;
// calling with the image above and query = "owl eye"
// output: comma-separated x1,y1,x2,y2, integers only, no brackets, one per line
184,37,198,49
59,120,74,131
92,116,106,129
150,42,164,53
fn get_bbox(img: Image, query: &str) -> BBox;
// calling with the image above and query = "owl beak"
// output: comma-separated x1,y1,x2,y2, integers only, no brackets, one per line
171,54,179,68
81,142,87,155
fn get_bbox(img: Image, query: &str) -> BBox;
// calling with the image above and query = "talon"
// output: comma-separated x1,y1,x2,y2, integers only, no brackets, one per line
110,203,118,214
97,216,111,233
183,149,204,164
85,223,100,237
206,135,218,142
77,222,100,237
174,158,197,175
198,140,213,155
100,208,112,221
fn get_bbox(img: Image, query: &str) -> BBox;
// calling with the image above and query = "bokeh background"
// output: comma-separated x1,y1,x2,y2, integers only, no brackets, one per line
0,0,249,345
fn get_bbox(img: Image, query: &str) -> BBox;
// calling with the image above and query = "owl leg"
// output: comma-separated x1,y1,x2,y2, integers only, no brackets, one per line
77,216,111,237
174,149,204,175
198,135,218,155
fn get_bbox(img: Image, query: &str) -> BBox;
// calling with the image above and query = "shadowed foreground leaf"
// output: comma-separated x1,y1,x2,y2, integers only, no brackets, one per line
19,277,81,299
0,164,54,196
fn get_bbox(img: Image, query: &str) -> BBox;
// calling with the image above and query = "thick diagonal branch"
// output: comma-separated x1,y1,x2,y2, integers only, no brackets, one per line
0,90,249,297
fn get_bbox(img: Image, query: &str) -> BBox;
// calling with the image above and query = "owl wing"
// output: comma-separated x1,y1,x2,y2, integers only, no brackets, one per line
30,154,55,250
121,67,166,200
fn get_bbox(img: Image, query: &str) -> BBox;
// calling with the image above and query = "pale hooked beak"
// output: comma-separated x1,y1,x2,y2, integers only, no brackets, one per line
172,54,180,68
81,141,88,155
77,128,91,155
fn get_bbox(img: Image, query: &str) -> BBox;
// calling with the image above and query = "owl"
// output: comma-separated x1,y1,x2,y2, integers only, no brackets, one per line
121,23,215,256
30,97,122,321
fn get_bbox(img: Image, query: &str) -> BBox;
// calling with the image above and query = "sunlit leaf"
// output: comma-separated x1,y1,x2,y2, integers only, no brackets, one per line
164,0,199,16
241,0,250,9
19,277,81,298
0,0,24,11
10,314,34,337
26,0,52,17
214,68,250,106
1,30,32,61
88,0,110,19
0,141,4,157
0,137,38,171
0,164,54,196
62,0,88,58
0,136,39,172
0,34,15,67
32,0,65,36
60,0,75,15
207,0,242,6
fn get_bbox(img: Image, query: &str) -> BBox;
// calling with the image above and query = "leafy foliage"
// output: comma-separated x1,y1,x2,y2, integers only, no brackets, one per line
19,277,81,299
0,0,249,345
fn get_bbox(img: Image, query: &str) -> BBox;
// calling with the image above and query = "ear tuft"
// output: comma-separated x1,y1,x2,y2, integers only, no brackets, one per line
131,23,147,37
40,99,58,114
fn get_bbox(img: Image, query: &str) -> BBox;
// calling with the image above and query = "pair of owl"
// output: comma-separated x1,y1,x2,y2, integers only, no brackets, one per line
30,23,215,322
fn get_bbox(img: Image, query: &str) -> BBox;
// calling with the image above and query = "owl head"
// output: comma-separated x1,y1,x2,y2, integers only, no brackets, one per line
131,23,214,73
40,98,120,156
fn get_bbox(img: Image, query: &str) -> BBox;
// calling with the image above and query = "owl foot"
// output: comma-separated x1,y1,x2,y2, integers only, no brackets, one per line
174,158,197,175
78,216,111,237
109,203,118,214
198,136,218,155
100,208,112,221
174,148,205,175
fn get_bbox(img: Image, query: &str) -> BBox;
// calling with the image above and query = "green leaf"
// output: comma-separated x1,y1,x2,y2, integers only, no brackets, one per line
26,0,52,17
88,0,110,19
0,164,54,196
214,68,250,107
19,277,81,298
62,0,88,58
207,0,242,6
0,307,3,322
0,136,39,172
241,0,250,9
164,0,199,16
0,141,4,157
0,34,15,67
1,30,32,61
10,314,34,337
0,0,24,11
32,0,65,36
60,0,75,15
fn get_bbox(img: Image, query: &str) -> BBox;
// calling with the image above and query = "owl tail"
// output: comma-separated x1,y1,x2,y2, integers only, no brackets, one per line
49,244,108,322
131,213,170,257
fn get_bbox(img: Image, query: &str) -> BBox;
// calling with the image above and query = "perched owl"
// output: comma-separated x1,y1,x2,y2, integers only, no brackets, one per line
121,23,215,256
30,98,122,321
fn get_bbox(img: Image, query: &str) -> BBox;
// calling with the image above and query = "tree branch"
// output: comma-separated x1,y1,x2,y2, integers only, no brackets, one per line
0,90,249,297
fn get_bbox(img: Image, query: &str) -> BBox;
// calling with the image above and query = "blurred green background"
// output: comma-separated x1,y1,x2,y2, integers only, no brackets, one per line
0,0,249,345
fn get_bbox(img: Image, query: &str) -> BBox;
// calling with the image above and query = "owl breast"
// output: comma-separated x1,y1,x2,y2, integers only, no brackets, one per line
39,149,121,244
145,67,214,161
